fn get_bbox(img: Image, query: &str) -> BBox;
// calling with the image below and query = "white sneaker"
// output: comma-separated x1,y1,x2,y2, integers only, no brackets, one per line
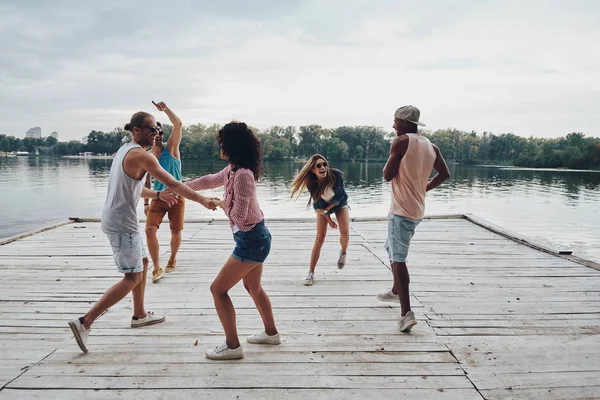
337,251,346,269
247,331,281,345
398,311,417,332
131,311,166,328
206,341,244,360
377,289,400,303
303,272,314,286
68,317,90,353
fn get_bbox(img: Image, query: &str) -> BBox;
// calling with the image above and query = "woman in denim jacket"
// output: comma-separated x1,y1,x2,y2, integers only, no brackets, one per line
290,154,350,286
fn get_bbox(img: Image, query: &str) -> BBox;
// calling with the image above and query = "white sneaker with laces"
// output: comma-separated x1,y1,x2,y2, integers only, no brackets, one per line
303,272,314,286
131,311,166,328
247,331,281,345
206,341,244,360
398,311,417,332
337,251,346,269
377,289,400,303
68,317,90,353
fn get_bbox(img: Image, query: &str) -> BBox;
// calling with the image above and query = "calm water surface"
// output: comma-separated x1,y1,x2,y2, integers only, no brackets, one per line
2,157,599,262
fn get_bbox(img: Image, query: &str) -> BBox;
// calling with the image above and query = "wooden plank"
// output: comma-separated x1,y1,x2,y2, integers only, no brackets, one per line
1,218,599,397
0,388,483,400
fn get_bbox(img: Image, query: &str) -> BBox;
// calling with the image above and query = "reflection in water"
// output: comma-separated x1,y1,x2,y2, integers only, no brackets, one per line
3,157,600,262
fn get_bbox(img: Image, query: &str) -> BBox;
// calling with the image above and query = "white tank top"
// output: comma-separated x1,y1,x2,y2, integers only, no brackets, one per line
101,143,146,233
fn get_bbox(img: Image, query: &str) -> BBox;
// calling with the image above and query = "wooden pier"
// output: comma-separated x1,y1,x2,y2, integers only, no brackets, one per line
0,216,599,399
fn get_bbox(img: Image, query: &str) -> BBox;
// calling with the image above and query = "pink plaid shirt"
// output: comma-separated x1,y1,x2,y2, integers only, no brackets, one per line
186,165,264,232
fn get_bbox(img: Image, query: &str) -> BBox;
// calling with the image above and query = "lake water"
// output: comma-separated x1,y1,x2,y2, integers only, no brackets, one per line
2,156,599,262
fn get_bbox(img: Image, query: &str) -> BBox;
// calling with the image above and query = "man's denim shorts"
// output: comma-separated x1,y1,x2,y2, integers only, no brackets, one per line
385,213,421,263
105,231,148,274
232,220,272,264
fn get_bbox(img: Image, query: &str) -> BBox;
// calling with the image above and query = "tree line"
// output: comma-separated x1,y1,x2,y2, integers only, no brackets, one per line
1,125,599,169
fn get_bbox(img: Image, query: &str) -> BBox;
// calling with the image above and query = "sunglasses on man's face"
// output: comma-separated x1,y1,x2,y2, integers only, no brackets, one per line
139,125,160,134
315,162,328,169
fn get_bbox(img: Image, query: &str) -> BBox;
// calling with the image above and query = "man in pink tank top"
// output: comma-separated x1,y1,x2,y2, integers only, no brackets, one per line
380,105,450,332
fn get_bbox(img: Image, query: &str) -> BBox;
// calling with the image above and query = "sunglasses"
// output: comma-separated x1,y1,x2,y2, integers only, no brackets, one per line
139,125,160,134
157,132,164,136
315,162,328,169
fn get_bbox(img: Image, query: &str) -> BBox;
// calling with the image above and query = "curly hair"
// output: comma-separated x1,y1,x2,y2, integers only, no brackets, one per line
217,121,262,180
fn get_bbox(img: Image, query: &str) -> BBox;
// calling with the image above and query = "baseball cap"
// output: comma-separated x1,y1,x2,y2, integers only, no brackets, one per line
394,105,425,126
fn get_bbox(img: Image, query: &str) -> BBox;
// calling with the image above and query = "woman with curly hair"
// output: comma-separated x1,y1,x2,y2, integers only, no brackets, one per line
290,154,350,286
186,122,279,360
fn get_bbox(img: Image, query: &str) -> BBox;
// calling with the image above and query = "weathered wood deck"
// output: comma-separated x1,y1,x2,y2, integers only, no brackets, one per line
0,217,599,399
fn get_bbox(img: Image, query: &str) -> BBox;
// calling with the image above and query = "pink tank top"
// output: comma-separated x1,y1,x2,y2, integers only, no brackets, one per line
389,133,436,220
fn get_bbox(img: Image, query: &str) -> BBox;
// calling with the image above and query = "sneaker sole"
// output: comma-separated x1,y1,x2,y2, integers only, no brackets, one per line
165,268,175,273
303,281,313,286
337,264,344,270
377,296,400,303
131,316,166,328
68,321,88,353
205,352,244,360
247,339,281,345
399,320,417,333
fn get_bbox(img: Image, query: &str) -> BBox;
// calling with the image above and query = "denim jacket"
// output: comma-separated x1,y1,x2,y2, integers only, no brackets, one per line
308,168,348,211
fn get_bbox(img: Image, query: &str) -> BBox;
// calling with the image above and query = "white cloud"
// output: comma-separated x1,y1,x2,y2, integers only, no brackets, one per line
0,0,598,140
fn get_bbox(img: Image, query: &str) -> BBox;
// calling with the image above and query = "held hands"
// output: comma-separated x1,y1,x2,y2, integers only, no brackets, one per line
201,197,221,211
158,190,179,207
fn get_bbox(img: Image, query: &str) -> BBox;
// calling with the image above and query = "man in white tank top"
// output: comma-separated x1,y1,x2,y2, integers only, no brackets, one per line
379,105,450,333
68,110,217,353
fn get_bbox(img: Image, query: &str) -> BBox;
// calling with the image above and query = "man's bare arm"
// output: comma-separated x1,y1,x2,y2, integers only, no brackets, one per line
153,101,182,160
383,136,408,182
426,145,450,191
139,151,216,209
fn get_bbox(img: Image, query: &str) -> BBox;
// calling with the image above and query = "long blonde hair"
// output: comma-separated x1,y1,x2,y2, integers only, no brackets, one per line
290,154,337,208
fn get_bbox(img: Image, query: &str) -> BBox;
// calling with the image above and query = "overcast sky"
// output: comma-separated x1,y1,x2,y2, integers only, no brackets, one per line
1,0,599,141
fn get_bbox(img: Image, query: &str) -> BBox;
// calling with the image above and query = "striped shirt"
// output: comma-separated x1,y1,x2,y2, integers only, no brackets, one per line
186,165,264,232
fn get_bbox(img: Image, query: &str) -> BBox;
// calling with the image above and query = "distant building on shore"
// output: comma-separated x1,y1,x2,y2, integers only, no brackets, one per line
26,127,42,139
50,131,58,140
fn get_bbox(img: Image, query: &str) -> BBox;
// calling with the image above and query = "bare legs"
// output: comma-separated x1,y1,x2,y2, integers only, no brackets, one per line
210,256,278,349
308,208,350,274
309,214,329,273
392,261,411,317
82,257,149,329
145,225,161,272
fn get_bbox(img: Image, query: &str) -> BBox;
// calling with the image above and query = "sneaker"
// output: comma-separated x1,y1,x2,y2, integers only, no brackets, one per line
68,317,90,353
131,311,166,328
337,251,346,269
165,259,176,273
303,272,314,286
205,341,244,360
152,267,164,282
247,331,281,345
377,289,400,303
398,311,417,332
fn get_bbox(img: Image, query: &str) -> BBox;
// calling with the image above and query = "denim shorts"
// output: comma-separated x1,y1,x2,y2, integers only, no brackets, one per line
105,231,148,274
232,220,272,264
327,202,350,215
385,213,421,263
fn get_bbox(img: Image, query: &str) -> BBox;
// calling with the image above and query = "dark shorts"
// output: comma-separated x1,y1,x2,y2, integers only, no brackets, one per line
232,220,272,264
